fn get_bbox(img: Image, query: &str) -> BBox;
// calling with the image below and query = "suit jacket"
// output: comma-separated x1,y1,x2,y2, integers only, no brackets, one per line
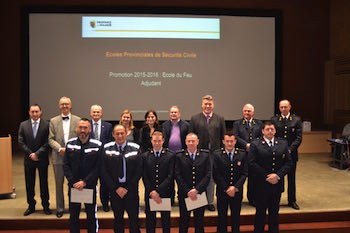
213,148,248,195
175,149,211,198
142,148,175,198
90,120,113,145
101,141,143,193
232,118,263,150
63,137,102,188
189,113,225,151
18,118,50,166
162,119,189,150
248,138,292,193
271,114,302,162
49,114,80,165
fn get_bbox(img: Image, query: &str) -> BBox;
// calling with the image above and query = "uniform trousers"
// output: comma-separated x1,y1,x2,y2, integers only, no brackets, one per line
145,197,170,233
217,193,242,233
178,196,205,233
68,187,98,233
287,161,297,204
110,190,140,233
254,187,281,233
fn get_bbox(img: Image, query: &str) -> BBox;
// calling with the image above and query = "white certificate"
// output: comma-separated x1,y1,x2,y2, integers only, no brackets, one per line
149,198,172,211
70,188,93,204
185,192,208,211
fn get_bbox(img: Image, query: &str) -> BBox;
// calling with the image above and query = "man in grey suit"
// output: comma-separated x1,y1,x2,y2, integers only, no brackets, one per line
18,104,51,216
49,96,80,218
189,95,226,211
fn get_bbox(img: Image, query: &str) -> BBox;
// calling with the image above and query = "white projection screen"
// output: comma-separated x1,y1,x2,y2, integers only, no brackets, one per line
28,12,279,121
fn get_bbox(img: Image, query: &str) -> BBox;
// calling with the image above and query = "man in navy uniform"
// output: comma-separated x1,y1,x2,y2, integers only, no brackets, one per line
18,104,51,216
271,99,302,210
232,103,263,206
213,131,248,233
175,133,211,233
142,131,175,233
101,124,143,233
249,121,292,233
63,118,102,233
90,104,113,212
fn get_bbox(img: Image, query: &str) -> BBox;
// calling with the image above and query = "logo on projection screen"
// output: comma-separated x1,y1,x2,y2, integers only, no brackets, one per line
90,20,96,28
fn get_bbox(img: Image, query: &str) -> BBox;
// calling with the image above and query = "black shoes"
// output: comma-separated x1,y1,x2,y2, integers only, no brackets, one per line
56,210,64,218
103,205,110,212
289,202,300,210
23,208,35,216
207,204,216,211
43,208,52,215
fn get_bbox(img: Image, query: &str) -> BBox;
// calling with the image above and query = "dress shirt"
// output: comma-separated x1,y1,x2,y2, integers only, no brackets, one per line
61,113,71,145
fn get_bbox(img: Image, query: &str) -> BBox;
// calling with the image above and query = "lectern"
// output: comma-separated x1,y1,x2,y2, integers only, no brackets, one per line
0,135,14,195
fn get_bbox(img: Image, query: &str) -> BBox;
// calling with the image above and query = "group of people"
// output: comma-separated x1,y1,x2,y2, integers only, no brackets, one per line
18,94,302,233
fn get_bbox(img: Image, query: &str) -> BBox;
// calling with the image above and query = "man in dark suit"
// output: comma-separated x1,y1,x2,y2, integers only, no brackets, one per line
162,105,189,204
64,118,102,233
175,133,211,233
101,124,143,233
189,95,225,211
271,99,302,210
249,121,292,233
142,131,175,233
18,104,51,216
232,103,263,206
90,104,113,212
213,131,248,233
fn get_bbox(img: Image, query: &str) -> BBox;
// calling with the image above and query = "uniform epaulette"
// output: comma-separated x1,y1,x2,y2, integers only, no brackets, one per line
176,149,185,154
236,148,246,153
127,141,140,149
104,141,115,148
200,149,210,153
67,137,77,143
89,138,102,146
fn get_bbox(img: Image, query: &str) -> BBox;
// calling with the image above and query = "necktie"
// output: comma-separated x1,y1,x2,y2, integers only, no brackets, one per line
206,115,210,126
191,154,195,161
269,141,273,148
229,152,233,162
118,146,124,179
248,121,251,128
94,122,99,140
33,121,38,139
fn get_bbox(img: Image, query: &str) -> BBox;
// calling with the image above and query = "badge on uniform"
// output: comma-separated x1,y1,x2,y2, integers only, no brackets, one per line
237,161,241,166
292,128,295,132
282,154,285,159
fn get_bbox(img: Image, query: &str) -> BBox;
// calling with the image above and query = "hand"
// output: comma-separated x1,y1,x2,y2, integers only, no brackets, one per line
150,190,162,204
116,187,128,199
266,173,279,184
226,186,236,197
73,180,86,191
246,143,251,152
59,148,66,156
187,188,198,201
29,153,39,161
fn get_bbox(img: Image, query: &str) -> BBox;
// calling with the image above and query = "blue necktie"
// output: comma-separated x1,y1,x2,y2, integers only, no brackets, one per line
33,121,38,139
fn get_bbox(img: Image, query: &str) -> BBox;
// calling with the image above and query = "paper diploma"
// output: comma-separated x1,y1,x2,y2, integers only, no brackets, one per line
185,192,208,211
149,198,172,211
71,188,93,204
